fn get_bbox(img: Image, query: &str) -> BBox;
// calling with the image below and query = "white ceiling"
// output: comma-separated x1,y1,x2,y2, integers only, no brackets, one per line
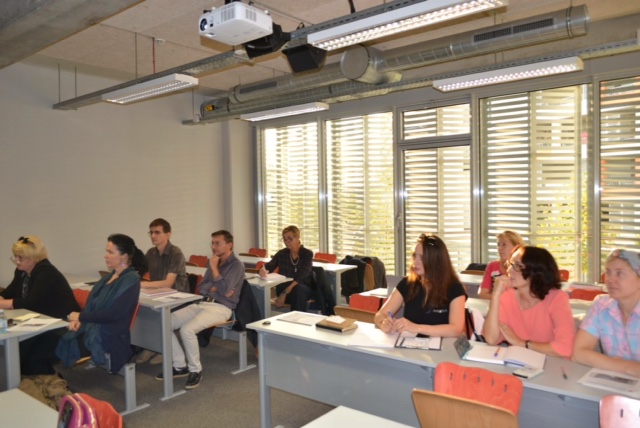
25,0,640,98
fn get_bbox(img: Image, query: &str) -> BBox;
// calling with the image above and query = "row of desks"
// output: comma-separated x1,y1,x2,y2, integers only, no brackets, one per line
248,314,609,428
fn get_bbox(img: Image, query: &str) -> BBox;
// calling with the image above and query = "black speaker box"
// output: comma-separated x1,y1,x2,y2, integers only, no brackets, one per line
283,44,327,73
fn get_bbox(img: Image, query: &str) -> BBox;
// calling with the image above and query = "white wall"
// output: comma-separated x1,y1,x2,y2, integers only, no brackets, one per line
0,60,255,284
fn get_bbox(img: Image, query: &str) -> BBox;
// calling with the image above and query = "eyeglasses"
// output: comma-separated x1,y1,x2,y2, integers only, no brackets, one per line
507,259,526,273
282,236,296,242
148,231,164,236
10,255,27,264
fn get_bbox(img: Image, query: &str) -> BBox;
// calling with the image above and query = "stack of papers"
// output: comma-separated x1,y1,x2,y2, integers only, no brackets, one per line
141,288,178,297
277,311,325,326
316,315,358,332
348,326,441,350
9,316,61,332
579,368,640,397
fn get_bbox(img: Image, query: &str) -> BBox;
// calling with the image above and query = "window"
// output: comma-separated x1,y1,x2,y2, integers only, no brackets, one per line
263,123,320,252
480,86,592,281
600,76,640,268
326,113,395,272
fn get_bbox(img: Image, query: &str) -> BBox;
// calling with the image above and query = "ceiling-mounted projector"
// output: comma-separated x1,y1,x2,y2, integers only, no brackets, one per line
199,2,273,46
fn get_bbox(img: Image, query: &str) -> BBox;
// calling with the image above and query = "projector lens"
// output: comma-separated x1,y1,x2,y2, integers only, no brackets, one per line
199,19,208,31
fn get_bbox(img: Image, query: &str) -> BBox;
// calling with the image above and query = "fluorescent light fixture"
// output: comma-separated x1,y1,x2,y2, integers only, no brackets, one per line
240,102,329,122
307,0,508,51
102,74,198,104
433,57,584,92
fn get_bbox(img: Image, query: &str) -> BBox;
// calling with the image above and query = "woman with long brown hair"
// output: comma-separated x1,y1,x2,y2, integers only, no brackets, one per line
374,234,467,337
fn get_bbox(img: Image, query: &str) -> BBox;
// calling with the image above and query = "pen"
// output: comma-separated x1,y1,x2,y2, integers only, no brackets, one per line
387,311,394,320
561,366,568,380
494,348,500,357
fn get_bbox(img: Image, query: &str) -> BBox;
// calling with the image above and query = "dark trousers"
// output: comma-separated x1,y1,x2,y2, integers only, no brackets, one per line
276,281,311,312
20,328,67,375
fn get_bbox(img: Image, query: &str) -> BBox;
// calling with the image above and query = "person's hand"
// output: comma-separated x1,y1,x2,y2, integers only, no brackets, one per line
492,275,511,297
275,292,286,308
393,317,419,335
259,266,268,279
379,317,395,334
209,254,220,270
68,312,80,322
225,288,235,298
68,320,81,331
499,322,522,346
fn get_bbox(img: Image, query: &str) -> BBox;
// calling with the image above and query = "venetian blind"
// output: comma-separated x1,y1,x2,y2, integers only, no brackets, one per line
263,123,320,255
325,113,395,273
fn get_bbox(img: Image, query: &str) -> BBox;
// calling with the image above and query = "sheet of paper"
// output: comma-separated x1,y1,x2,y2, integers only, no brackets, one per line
9,317,61,331
13,313,41,322
277,311,325,326
154,292,197,302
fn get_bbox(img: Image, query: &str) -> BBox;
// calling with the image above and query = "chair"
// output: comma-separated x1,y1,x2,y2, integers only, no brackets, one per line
412,389,519,428
349,293,384,312
334,306,375,323
77,393,123,428
71,289,148,415
249,247,268,257
559,269,570,281
188,254,209,268
461,270,485,276
314,252,337,263
571,288,606,301
434,362,523,416
600,394,640,428
185,261,199,267
98,270,109,278
239,252,259,257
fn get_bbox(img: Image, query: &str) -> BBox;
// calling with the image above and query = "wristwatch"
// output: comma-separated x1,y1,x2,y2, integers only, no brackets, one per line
525,340,531,349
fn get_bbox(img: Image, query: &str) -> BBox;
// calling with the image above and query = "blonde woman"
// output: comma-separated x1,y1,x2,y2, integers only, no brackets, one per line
478,230,525,299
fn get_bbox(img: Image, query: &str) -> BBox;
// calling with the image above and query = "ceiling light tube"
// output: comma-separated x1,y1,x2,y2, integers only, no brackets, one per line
240,102,329,122
307,0,508,51
102,74,198,104
433,57,584,92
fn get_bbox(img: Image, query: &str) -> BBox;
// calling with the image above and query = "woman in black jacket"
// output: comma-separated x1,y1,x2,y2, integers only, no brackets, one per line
1,235,80,375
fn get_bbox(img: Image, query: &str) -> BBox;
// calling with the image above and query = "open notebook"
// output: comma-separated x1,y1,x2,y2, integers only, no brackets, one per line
454,334,546,369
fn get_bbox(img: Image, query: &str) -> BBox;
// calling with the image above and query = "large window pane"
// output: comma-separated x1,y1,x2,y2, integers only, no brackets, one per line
326,113,395,273
263,123,319,254
600,76,640,270
480,86,591,281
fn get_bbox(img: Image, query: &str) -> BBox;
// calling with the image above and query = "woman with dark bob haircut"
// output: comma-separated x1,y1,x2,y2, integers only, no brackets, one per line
483,246,575,357
57,234,147,373
374,234,467,338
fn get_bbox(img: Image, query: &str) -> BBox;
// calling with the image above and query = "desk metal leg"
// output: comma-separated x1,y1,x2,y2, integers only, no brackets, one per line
159,307,186,401
4,337,20,390
325,271,340,307
258,333,271,428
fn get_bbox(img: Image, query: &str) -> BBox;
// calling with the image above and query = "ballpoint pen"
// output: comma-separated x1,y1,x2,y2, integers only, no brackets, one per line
494,348,500,357
561,366,568,380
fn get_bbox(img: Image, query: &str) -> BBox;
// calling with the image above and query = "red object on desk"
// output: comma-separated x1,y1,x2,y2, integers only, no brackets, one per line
570,288,607,301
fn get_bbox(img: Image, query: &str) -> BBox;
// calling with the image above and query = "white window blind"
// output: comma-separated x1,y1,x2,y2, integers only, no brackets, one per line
326,113,395,272
401,104,471,271
263,123,320,255
600,76,640,264
481,86,588,280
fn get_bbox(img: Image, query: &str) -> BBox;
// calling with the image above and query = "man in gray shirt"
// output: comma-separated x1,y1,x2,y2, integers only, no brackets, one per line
155,230,244,390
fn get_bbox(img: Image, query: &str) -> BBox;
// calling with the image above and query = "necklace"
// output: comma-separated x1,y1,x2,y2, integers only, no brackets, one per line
290,252,300,273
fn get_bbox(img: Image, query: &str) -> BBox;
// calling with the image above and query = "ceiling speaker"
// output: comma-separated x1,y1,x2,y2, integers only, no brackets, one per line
283,44,327,73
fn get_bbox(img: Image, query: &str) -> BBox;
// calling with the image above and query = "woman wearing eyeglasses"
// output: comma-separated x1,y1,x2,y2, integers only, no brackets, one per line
483,246,575,357
57,234,147,374
1,235,79,375
374,234,467,338
478,230,525,299
259,225,313,312
572,249,640,376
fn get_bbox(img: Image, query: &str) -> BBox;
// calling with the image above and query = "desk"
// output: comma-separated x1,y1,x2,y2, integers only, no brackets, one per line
459,273,483,298
236,255,357,308
186,265,291,318
302,406,413,428
0,388,58,426
0,309,67,390
249,314,608,428
70,280,202,401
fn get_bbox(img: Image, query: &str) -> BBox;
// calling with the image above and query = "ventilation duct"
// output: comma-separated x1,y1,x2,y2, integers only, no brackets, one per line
200,5,589,121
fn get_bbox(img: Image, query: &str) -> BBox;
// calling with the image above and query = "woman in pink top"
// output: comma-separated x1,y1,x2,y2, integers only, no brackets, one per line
478,230,525,300
483,246,575,357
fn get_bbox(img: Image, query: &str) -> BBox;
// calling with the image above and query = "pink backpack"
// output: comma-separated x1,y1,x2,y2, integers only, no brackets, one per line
57,393,98,428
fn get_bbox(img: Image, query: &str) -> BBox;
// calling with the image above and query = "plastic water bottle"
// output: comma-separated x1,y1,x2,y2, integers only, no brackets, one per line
0,310,7,334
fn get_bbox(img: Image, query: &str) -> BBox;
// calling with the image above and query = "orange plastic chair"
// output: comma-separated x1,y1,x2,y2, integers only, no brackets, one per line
77,393,123,428
559,269,570,281
600,395,640,428
571,289,606,301
73,289,90,310
349,294,384,312
188,254,209,268
249,247,268,258
434,362,524,416
314,252,337,263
